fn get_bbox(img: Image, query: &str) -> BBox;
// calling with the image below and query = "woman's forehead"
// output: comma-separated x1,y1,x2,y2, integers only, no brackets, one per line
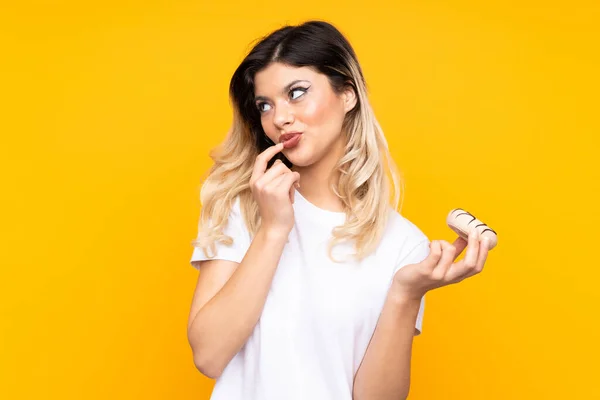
254,64,320,92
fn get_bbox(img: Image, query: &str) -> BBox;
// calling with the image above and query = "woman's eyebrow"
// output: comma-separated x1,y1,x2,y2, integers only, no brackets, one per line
255,79,310,102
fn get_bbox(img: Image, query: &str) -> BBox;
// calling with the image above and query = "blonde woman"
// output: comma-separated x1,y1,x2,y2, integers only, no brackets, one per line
187,20,491,400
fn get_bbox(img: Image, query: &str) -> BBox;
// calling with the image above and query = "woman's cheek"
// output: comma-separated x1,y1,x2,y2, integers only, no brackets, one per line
261,121,276,142
301,100,323,125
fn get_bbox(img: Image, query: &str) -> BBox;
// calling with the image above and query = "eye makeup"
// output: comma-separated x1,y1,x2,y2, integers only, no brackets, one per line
254,80,311,113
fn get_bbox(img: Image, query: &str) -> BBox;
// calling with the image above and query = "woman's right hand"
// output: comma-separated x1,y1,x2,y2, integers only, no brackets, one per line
250,143,301,234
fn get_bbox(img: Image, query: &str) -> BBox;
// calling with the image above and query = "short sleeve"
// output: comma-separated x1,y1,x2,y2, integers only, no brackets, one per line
190,198,251,269
393,239,431,336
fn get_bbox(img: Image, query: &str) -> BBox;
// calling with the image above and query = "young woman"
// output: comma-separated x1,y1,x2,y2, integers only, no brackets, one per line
187,20,491,400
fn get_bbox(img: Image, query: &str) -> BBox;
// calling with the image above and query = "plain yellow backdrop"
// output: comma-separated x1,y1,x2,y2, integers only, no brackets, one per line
2,1,599,399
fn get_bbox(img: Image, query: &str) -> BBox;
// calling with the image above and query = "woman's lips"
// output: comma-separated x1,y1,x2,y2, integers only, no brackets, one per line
279,132,303,149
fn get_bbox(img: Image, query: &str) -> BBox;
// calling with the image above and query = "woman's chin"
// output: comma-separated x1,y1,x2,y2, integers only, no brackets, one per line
284,151,313,167
283,142,311,165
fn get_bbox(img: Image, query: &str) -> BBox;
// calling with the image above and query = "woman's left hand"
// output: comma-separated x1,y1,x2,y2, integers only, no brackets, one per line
392,229,491,301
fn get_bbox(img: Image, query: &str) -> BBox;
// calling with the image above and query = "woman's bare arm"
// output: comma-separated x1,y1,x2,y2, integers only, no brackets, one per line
187,226,288,379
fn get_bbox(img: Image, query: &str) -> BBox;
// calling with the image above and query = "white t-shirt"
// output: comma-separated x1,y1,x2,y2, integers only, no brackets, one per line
190,188,430,400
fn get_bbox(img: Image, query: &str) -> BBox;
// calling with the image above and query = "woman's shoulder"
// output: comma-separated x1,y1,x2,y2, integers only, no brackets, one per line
381,208,430,267
229,195,251,232
385,207,430,247
202,195,246,232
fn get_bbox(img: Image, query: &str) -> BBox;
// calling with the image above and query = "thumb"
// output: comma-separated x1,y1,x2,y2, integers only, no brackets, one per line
421,240,443,270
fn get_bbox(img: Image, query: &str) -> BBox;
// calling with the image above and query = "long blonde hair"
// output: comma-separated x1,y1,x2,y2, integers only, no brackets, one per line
192,20,404,263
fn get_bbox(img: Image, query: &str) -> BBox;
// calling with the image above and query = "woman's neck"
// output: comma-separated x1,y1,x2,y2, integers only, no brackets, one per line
291,137,345,213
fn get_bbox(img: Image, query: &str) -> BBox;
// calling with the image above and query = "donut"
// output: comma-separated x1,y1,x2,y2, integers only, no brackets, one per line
446,208,498,250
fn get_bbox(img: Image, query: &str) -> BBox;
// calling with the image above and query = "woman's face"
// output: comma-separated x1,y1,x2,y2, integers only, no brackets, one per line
253,62,356,168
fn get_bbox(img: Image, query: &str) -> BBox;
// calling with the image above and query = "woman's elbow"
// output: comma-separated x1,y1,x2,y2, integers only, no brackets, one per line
193,353,223,380
188,331,224,379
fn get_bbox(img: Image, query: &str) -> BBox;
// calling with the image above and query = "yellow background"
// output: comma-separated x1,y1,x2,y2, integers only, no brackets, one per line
2,1,598,399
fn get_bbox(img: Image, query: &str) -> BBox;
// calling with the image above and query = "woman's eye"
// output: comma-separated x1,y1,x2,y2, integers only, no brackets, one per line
257,103,271,113
256,88,307,113
290,87,307,100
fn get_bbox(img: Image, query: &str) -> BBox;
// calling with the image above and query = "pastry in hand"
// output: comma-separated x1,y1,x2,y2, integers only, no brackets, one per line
446,208,498,250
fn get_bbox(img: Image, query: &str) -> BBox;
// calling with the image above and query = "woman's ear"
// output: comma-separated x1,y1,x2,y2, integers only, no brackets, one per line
342,84,358,113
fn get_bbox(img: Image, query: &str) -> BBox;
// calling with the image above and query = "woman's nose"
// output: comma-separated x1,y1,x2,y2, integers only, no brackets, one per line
273,102,294,127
